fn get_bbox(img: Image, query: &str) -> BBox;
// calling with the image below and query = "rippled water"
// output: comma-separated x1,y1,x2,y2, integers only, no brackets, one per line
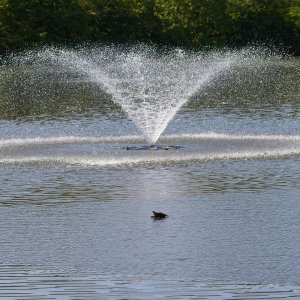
0,51,300,299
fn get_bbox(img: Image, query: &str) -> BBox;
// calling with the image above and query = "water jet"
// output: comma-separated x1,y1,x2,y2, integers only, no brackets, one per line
4,45,255,145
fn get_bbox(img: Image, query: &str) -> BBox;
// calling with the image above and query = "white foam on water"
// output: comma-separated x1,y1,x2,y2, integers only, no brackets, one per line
0,146,299,167
0,133,299,167
160,133,300,142
0,135,144,148
0,133,300,148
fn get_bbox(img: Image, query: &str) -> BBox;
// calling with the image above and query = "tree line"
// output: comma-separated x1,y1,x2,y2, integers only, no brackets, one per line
0,0,299,53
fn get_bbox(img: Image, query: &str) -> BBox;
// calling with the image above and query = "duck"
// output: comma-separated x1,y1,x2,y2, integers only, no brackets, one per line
151,211,168,219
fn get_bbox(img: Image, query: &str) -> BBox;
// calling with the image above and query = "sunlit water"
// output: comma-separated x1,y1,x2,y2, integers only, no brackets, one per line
0,47,300,299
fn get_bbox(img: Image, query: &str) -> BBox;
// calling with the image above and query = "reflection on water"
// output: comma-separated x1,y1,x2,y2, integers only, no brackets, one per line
0,157,300,207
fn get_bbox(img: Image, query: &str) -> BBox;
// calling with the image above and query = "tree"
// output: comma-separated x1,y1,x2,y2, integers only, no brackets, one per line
226,0,299,51
153,0,230,47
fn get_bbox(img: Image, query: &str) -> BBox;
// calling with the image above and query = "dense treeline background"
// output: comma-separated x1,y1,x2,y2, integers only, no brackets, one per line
0,0,299,53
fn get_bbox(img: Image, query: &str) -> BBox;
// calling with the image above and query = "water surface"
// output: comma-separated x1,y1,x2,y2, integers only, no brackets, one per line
0,49,299,299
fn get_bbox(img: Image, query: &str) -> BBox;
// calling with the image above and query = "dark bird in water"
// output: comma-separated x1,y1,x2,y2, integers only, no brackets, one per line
152,211,168,219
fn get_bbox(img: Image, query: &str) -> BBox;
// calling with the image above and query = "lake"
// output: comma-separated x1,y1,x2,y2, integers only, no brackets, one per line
0,46,299,299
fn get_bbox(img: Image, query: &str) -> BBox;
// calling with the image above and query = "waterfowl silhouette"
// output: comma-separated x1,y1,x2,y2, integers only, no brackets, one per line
152,211,168,219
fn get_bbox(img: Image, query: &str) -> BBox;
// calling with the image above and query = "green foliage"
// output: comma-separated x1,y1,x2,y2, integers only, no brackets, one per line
226,0,297,48
153,0,231,46
84,0,158,41
287,0,300,51
4,0,89,41
0,0,299,53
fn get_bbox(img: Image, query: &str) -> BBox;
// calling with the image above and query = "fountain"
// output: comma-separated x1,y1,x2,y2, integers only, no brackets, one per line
73,46,236,145
0,44,299,166
3,45,257,145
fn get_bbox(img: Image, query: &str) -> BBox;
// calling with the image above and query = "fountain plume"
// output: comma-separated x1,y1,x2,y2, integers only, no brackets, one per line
3,45,283,144
50,46,238,144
